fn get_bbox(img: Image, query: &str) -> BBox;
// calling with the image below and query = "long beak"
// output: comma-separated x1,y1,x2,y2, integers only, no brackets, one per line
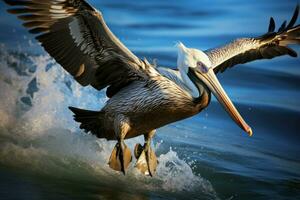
196,69,253,136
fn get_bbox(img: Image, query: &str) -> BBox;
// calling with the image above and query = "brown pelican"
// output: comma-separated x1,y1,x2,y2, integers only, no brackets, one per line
4,0,300,176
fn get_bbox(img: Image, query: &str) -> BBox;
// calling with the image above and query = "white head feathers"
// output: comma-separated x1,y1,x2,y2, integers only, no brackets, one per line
177,42,211,73
175,42,212,98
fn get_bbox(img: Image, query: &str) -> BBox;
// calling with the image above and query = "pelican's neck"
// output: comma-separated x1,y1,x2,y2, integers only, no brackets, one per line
179,68,200,98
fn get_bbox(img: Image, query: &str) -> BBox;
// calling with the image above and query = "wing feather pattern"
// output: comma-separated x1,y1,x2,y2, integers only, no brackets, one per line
206,5,300,73
4,0,153,97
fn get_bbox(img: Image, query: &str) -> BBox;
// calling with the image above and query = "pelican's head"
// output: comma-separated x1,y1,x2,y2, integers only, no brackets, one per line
177,42,252,136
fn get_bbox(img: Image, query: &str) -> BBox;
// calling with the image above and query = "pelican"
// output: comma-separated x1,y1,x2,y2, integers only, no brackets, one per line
4,0,300,176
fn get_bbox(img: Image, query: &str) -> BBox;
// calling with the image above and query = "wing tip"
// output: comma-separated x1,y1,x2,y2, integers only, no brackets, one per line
286,4,300,29
267,4,300,34
69,106,75,111
268,17,276,32
286,47,298,57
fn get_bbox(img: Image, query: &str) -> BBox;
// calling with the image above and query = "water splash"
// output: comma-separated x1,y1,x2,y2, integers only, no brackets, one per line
0,44,219,199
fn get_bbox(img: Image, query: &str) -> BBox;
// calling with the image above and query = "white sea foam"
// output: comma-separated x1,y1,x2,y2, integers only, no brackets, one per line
0,44,218,199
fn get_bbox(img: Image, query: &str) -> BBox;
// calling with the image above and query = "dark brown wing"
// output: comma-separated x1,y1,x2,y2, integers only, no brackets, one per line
4,0,153,97
206,5,300,74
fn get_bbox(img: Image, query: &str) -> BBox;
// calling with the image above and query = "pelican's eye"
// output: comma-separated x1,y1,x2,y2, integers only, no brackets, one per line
197,62,208,73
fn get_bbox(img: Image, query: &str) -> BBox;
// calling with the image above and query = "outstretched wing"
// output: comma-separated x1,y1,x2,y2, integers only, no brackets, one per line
206,6,300,74
4,0,153,97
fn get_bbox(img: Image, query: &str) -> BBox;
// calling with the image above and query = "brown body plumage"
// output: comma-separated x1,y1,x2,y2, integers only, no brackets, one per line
100,76,209,140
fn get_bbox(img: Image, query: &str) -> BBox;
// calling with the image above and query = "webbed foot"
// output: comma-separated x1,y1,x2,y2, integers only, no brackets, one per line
134,143,158,176
108,141,132,175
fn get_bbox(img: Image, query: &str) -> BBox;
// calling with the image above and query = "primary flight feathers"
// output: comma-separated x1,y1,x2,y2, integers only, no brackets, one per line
4,0,153,98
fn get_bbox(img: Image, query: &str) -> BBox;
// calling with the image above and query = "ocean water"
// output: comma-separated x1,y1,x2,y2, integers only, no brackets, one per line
0,0,300,200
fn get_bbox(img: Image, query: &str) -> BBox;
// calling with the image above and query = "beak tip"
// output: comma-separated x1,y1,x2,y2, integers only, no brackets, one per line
247,128,253,137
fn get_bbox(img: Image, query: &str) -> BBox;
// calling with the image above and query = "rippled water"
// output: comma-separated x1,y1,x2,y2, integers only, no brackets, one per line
0,0,299,200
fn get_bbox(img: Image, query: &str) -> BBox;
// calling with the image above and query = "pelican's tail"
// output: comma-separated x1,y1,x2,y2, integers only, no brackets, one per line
69,107,105,138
